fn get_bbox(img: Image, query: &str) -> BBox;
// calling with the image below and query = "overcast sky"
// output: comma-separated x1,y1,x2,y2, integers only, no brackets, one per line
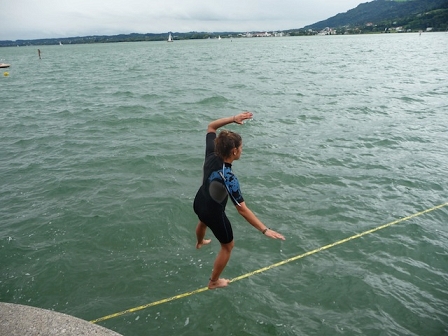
1,0,370,41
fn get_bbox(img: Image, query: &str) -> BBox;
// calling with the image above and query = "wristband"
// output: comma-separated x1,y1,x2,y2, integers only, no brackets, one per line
262,228,269,234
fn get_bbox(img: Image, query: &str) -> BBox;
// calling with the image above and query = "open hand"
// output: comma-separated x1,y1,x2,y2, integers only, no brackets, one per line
234,111,253,125
265,229,285,240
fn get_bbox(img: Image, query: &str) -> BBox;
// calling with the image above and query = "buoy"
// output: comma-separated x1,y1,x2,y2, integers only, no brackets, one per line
3,72,9,77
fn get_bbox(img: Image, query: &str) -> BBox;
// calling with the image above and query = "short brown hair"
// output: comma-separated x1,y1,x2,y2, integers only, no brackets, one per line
214,130,242,159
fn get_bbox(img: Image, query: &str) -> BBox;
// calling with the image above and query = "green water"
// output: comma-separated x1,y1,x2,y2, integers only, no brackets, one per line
1,33,447,335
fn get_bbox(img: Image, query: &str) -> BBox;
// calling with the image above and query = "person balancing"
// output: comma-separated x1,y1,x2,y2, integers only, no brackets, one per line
193,112,285,289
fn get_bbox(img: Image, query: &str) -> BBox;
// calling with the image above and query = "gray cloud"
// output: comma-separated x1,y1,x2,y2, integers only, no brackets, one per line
1,0,368,40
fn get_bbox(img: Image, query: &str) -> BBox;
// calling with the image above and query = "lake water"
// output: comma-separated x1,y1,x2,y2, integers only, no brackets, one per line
1,33,447,335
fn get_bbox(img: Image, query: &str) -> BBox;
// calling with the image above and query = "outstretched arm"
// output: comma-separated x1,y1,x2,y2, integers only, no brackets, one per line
207,111,253,133
236,202,285,240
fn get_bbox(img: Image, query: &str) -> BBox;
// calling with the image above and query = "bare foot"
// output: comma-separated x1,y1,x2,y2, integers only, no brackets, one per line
196,239,211,249
208,278,230,289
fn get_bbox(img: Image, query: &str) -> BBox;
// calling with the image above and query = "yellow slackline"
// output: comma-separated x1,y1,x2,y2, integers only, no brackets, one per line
90,202,448,324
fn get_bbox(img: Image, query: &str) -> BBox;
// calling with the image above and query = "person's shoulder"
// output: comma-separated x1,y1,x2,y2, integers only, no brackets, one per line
205,151,219,162
205,152,221,168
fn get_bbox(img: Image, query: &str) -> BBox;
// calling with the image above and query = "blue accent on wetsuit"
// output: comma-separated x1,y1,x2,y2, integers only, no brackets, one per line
215,164,243,206
193,132,244,244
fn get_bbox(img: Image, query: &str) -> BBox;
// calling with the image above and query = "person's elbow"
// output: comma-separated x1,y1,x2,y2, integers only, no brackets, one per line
207,124,216,133
236,202,249,216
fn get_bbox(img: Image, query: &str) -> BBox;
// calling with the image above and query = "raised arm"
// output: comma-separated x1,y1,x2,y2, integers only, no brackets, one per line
207,111,253,133
236,202,285,240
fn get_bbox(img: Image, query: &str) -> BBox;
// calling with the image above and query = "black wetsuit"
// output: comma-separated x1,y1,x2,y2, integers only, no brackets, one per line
193,132,244,244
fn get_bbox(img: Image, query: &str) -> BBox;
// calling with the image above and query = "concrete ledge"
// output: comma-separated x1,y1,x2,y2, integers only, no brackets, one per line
0,302,122,336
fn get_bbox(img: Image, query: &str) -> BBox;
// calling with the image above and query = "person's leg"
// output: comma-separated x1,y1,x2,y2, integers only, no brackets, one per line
196,221,211,249
208,240,234,289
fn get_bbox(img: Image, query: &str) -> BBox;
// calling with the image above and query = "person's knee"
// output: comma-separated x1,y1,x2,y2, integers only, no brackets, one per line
221,240,234,252
196,221,206,229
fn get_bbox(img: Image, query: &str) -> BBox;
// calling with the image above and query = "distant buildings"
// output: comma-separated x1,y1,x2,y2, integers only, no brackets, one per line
317,27,337,35
238,31,285,38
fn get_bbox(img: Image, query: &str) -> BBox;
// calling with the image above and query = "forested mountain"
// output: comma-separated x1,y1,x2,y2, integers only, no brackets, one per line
304,0,448,31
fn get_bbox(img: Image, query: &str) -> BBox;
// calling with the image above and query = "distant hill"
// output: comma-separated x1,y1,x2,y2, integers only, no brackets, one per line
304,0,448,31
0,32,229,47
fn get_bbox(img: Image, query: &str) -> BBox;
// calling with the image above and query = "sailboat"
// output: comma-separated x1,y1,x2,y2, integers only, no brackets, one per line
167,33,173,42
